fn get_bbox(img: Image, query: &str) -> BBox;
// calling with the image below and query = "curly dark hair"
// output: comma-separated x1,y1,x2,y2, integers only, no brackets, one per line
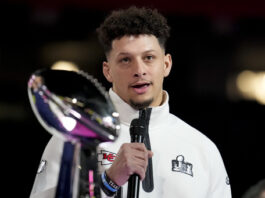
96,6,170,55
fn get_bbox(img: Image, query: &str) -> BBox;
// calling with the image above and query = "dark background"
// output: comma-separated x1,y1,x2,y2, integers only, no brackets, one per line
1,0,265,197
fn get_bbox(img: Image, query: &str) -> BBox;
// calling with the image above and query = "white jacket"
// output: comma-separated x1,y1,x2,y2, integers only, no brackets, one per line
30,89,232,198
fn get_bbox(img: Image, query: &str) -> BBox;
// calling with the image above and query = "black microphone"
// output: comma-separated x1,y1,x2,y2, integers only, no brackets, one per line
127,118,146,198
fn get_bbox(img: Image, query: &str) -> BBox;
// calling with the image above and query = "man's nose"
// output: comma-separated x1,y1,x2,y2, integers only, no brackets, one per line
133,60,146,77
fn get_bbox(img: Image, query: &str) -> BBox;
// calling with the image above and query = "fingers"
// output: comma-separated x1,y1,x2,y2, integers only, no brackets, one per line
120,143,152,180
124,143,153,157
107,143,154,185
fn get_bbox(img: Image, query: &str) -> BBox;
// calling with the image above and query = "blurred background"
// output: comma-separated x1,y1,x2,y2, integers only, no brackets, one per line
1,0,265,197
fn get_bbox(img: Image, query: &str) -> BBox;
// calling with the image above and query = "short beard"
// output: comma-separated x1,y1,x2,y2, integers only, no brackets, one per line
129,98,153,110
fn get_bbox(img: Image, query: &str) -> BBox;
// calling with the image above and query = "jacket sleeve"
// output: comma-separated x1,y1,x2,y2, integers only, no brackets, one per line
208,143,232,198
29,136,64,198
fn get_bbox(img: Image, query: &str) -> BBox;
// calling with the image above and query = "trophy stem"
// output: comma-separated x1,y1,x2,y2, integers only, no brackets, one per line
78,144,101,198
55,141,77,198
55,141,101,198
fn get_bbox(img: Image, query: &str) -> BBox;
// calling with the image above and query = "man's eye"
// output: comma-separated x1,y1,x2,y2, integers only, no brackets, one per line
145,55,153,61
121,57,130,63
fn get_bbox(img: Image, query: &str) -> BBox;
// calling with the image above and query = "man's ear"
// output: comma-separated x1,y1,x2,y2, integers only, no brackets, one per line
164,53,172,77
102,61,113,83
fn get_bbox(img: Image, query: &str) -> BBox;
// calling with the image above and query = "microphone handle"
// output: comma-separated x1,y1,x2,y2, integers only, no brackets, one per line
127,134,144,198
127,174,140,198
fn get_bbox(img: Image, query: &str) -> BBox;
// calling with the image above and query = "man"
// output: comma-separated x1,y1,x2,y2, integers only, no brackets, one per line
30,6,232,198
95,6,231,198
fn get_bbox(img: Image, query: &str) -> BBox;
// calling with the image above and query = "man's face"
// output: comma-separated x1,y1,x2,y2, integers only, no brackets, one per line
103,34,172,109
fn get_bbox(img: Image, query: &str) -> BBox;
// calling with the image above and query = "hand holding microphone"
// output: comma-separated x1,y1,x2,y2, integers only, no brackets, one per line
127,118,148,198
107,143,153,184
104,119,153,197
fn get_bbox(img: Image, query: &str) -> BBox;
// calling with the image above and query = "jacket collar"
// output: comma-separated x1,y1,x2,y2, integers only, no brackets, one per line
109,89,170,128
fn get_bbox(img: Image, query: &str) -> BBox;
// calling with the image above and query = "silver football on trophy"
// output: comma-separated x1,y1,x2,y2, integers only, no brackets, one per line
27,68,120,144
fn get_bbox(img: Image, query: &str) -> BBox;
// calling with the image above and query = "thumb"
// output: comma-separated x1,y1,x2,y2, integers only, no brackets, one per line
148,150,154,158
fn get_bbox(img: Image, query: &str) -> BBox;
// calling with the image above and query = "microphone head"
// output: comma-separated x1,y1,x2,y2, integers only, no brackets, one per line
130,118,146,137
